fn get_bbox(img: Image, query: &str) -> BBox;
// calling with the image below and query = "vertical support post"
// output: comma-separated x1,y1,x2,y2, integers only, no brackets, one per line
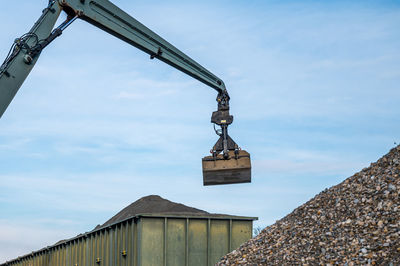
133,219,138,266
66,243,70,266
114,226,118,266
109,228,113,266
163,217,167,266
207,219,211,266
185,218,189,266
137,219,142,266
86,235,89,266
229,219,232,252
125,221,128,266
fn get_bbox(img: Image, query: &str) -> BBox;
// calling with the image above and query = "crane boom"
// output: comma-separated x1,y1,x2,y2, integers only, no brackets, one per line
0,0,251,185
62,0,226,92
0,0,226,118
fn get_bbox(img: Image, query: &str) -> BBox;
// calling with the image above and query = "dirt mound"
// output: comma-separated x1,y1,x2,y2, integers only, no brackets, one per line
219,145,400,265
100,195,208,227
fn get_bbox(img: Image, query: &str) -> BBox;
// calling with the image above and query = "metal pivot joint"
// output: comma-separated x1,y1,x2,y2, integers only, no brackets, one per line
0,9,77,73
210,90,239,159
26,15,77,63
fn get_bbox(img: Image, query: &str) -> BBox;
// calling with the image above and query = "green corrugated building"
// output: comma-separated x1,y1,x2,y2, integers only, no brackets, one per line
1,196,256,266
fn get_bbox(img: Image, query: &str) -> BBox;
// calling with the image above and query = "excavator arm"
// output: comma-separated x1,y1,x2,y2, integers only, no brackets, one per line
0,0,251,185
0,0,226,117
0,1,63,118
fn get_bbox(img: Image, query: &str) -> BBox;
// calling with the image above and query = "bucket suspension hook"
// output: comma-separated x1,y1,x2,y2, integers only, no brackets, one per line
210,91,239,159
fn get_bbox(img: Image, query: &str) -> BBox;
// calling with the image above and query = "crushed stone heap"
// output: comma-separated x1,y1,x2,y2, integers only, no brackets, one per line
219,145,400,265
100,195,208,227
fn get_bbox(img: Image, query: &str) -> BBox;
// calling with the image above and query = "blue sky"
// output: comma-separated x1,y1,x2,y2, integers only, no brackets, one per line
0,0,399,262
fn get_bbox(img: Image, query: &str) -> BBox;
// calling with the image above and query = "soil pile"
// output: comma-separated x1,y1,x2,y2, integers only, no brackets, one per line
100,195,208,227
219,146,400,265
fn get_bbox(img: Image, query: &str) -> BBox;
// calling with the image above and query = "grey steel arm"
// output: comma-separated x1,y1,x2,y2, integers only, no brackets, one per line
0,0,227,118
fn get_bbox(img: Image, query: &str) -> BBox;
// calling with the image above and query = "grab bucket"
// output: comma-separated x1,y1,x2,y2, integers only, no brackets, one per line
202,150,251,186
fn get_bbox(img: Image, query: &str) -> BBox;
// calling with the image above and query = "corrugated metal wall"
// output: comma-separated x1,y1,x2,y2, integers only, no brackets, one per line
2,214,255,266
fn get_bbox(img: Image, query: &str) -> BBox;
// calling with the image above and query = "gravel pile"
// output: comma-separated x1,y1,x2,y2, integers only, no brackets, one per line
219,145,400,265
99,195,208,227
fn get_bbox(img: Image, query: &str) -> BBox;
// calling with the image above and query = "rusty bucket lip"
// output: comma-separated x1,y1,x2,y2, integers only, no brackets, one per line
203,179,251,186
202,149,251,161
202,154,250,161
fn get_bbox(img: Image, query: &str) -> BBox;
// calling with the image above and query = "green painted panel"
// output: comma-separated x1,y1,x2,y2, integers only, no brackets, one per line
73,241,77,265
49,249,56,266
210,220,229,265
166,219,186,266
64,245,67,266
78,239,82,265
54,249,58,266
96,233,101,265
93,235,97,265
98,232,104,266
56,248,60,266
82,238,86,266
120,223,127,266
112,227,118,265
140,218,164,266
232,221,252,251
128,221,134,266
116,225,121,266
103,231,109,266
188,219,207,266
118,223,128,266
90,234,95,265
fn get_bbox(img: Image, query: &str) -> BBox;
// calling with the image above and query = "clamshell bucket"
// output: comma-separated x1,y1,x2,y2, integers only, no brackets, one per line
202,150,251,186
